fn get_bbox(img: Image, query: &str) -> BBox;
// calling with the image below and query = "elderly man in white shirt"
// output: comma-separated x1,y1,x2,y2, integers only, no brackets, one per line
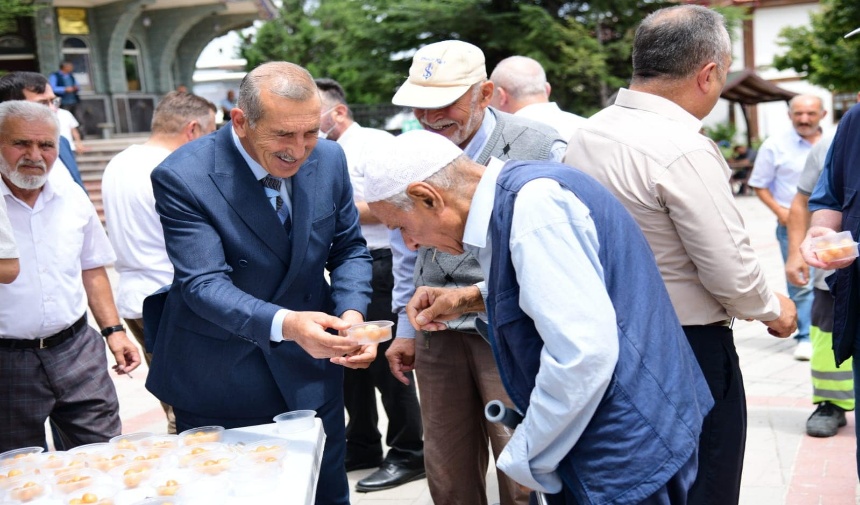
749,94,827,361
101,91,216,434
489,55,586,142
0,100,140,453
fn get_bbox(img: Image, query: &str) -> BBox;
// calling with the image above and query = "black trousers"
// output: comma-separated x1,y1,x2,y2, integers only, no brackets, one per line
343,249,424,467
684,325,745,505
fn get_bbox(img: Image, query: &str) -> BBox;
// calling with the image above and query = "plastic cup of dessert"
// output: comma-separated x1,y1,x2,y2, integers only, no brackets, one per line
140,435,181,451
236,439,288,461
149,468,195,498
0,461,37,484
273,410,316,434
4,474,49,503
63,481,119,505
85,448,137,473
109,432,154,452
812,231,859,263
186,450,237,478
346,320,394,345
0,447,44,467
178,426,225,446
175,442,230,468
109,459,158,490
53,468,106,495
230,453,284,497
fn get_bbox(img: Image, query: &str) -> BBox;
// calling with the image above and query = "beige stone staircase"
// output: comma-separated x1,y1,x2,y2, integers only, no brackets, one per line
77,135,148,222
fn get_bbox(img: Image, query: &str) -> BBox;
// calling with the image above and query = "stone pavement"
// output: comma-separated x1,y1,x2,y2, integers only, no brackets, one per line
105,194,858,504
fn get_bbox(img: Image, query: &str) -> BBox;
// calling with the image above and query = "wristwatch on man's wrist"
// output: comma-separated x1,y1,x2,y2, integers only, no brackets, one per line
100,325,125,337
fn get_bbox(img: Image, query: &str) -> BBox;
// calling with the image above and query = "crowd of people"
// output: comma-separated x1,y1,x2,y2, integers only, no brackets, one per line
1,4,859,504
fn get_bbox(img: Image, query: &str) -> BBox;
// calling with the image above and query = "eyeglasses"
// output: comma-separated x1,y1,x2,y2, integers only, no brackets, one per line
36,97,62,108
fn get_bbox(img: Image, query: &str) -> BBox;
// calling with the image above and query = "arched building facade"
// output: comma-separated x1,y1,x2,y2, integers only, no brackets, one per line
0,0,275,137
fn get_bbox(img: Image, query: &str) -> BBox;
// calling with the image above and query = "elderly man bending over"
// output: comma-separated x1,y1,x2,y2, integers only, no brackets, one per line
365,130,713,504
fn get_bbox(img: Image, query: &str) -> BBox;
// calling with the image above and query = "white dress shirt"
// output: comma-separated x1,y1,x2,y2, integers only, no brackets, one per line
57,108,80,151
337,122,394,250
748,128,815,209
1,175,115,339
101,144,174,319
0,196,16,259
463,159,618,493
515,102,586,143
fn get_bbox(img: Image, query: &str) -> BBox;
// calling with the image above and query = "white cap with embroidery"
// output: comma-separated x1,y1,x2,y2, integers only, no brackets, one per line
391,40,487,109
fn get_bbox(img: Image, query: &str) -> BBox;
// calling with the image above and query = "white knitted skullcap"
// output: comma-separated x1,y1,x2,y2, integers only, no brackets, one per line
365,130,463,203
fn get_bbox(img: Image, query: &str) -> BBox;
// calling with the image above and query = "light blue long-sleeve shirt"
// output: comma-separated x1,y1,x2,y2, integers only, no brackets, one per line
462,159,618,493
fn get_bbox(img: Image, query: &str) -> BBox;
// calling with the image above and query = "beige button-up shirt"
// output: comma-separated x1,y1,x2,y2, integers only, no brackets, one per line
565,88,780,326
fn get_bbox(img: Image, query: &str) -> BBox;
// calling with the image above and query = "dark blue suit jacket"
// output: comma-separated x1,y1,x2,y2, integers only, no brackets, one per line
59,137,86,193
146,125,371,503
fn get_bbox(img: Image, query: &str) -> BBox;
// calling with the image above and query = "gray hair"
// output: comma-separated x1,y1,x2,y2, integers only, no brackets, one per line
788,94,824,112
237,62,318,127
383,155,470,210
632,5,731,82
0,100,59,139
490,56,547,99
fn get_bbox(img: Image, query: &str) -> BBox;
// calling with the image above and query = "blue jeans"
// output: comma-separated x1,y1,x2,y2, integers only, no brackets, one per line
777,224,812,341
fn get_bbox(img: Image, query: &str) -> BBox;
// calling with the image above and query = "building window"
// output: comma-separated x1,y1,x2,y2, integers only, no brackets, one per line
833,91,858,122
123,39,144,92
61,36,92,93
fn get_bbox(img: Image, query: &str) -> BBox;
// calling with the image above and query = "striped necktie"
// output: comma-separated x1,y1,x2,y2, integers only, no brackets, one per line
261,175,292,233
261,175,284,212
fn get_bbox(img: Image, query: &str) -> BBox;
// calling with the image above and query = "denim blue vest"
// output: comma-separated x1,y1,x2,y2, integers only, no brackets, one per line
821,104,860,364
486,162,713,504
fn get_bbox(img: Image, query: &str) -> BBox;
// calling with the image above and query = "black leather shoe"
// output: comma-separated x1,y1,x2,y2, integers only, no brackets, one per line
355,462,426,492
344,455,383,472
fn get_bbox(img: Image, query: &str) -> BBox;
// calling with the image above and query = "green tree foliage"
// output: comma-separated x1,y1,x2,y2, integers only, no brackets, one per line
773,0,860,92
0,0,39,34
241,0,680,115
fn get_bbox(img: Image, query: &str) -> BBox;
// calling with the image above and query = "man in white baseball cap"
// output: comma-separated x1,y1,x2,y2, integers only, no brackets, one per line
386,39,564,505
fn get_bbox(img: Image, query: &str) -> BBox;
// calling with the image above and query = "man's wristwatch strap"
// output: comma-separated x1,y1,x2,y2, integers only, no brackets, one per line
100,325,125,337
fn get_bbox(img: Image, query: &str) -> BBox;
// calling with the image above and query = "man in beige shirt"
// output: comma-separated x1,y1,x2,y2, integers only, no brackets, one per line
564,5,796,505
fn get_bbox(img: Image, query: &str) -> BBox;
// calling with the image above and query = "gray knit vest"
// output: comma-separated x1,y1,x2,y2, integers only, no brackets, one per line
413,108,561,332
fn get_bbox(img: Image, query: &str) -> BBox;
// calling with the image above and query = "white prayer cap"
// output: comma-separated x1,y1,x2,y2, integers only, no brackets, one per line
365,130,463,203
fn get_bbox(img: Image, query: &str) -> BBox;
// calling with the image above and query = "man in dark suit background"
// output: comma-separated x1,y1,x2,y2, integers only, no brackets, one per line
146,61,374,504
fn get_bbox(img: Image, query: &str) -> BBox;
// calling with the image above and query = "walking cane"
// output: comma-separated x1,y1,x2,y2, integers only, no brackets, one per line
485,400,550,505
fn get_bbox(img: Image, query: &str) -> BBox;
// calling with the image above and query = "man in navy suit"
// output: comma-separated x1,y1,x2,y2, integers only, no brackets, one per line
146,62,374,504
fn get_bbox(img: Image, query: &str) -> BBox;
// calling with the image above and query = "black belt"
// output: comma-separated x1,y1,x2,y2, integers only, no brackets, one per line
370,248,392,260
0,314,87,350
705,318,733,328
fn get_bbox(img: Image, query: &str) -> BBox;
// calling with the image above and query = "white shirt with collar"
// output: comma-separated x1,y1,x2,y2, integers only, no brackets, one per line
101,144,174,319
337,122,394,250
463,158,618,493
748,128,817,208
514,102,586,143
0,174,115,340
0,196,16,259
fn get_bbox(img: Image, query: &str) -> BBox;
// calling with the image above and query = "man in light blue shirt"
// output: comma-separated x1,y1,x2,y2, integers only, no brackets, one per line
748,94,826,360
367,130,711,504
